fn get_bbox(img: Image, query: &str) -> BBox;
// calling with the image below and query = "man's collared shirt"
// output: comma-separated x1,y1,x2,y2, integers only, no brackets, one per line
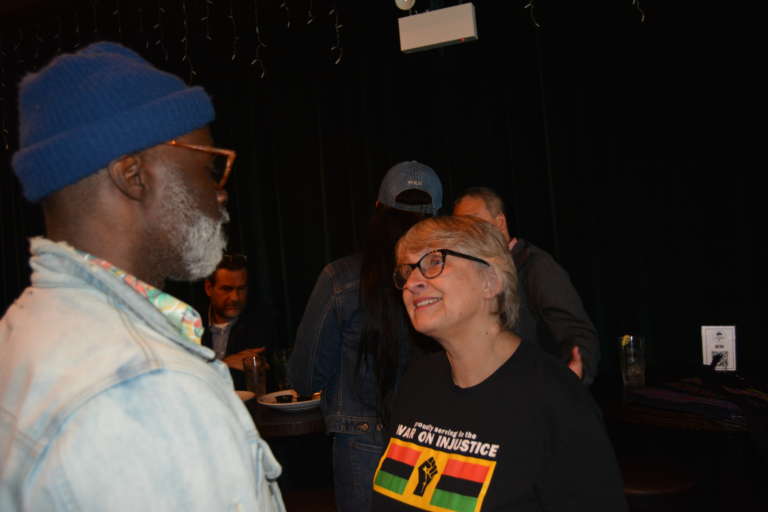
79,251,204,345
208,318,235,360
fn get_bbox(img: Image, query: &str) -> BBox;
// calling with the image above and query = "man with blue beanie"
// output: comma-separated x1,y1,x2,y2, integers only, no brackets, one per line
0,42,285,511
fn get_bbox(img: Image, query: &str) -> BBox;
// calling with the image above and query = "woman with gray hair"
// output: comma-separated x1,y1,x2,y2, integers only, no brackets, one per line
371,216,626,511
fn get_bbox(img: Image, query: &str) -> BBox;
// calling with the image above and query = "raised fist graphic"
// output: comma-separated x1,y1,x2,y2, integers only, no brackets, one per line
414,457,438,496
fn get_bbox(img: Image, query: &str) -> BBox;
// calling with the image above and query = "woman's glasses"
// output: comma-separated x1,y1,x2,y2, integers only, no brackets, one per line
393,248,489,290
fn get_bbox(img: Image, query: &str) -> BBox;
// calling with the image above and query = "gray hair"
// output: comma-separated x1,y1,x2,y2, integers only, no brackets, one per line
454,186,505,217
395,215,518,330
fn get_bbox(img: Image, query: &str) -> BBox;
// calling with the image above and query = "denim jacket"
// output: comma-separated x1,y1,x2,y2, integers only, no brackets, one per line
0,238,285,511
289,254,382,434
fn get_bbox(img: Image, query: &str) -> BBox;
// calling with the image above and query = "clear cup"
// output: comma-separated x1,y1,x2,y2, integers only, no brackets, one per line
243,355,267,397
619,334,646,387
270,348,292,391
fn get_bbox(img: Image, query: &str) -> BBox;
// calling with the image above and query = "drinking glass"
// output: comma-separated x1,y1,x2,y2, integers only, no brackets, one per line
243,355,267,397
270,348,292,391
619,334,646,387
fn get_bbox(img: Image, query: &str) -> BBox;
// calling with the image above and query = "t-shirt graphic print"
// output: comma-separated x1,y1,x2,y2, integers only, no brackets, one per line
373,427,498,512
372,345,629,512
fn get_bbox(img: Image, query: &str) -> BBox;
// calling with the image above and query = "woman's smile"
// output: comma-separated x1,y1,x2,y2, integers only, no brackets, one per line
413,296,442,309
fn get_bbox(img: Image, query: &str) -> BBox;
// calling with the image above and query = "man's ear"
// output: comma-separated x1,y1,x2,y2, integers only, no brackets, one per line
495,213,508,236
482,266,503,299
107,154,146,200
204,278,214,297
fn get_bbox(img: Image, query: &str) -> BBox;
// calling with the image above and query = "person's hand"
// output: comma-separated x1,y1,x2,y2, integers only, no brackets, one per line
568,345,583,380
224,347,267,371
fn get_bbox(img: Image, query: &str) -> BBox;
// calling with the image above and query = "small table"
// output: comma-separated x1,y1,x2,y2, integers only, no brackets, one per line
598,377,750,433
596,376,765,509
243,399,334,495
602,395,748,433
245,399,325,439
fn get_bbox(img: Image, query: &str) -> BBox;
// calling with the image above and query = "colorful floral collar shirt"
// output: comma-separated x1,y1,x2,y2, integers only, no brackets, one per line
79,251,204,344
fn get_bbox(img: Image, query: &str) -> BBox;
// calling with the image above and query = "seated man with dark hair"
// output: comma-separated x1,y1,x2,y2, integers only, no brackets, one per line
203,253,279,389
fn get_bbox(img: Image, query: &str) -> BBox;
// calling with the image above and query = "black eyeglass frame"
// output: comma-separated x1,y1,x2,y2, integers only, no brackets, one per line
393,248,490,290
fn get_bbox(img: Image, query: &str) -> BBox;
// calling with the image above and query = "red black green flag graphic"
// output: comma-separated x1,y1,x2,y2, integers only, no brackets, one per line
429,458,490,512
373,438,497,512
374,442,422,494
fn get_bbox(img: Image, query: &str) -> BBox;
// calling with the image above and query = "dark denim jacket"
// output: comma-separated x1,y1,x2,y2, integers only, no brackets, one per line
288,254,382,434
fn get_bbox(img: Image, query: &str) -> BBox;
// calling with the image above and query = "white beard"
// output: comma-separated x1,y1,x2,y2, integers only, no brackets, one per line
179,206,229,280
161,174,229,281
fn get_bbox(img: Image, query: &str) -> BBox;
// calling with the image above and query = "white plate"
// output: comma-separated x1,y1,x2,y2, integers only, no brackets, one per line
236,390,256,401
257,390,321,413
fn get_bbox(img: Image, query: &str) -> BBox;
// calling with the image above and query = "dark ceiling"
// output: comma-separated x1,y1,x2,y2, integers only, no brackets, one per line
0,0,49,17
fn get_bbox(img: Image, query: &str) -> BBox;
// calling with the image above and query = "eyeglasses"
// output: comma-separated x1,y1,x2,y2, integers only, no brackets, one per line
165,140,237,188
393,248,490,290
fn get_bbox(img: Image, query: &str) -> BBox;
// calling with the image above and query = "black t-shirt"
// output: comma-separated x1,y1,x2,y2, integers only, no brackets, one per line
371,340,627,512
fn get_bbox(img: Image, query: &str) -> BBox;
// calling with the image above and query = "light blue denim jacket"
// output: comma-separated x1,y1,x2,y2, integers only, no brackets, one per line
0,238,286,511
288,254,382,434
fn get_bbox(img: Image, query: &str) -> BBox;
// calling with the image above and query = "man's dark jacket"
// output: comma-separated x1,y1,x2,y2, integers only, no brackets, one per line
512,238,600,385
201,308,281,389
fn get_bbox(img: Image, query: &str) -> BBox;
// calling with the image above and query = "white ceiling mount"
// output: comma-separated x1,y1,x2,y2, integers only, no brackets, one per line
398,3,478,53
395,0,416,11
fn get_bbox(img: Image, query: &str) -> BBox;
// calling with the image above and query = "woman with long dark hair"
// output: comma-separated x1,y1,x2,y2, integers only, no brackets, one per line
289,161,443,512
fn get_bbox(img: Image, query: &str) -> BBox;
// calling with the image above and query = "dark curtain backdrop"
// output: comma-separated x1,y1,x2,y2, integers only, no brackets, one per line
1,1,762,383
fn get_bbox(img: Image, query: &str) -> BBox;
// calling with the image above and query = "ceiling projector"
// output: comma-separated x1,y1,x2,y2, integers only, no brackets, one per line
397,2,478,53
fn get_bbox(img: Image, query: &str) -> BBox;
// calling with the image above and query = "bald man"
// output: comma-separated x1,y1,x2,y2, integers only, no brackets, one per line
454,186,600,385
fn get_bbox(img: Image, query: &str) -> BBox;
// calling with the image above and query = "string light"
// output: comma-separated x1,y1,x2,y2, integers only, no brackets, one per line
228,0,239,61
14,28,25,66
73,10,82,48
632,0,646,23
0,114,7,151
202,0,213,41
32,24,42,62
53,17,63,55
329,2,343,65
137,7,149,50
0,37,9,151
180,0,197,79
0,0,362,90
251,0,268,78
153,3,169,62
524,1,541,29
91,0,100,37
307,0,314,25
0,39,6,91
0,106,8,152
280,1,291,29
112,0,122,40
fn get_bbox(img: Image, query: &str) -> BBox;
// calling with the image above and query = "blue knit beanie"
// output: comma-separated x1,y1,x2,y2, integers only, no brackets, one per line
12,41,215,202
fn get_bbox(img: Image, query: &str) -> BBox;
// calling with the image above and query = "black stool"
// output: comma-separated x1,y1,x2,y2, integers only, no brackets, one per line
620,455,699,511
282,487,336,512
